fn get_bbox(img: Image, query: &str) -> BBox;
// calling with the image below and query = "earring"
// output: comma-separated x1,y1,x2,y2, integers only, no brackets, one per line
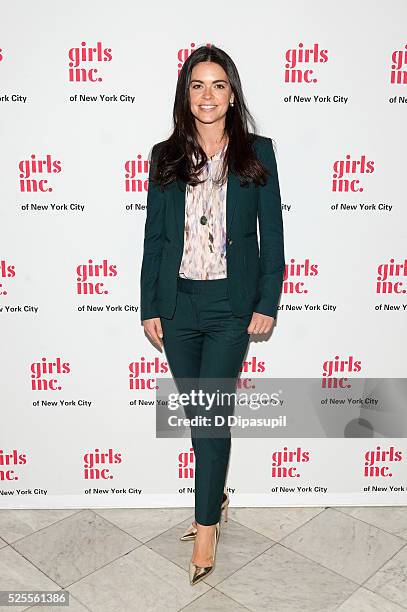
230,99,234,106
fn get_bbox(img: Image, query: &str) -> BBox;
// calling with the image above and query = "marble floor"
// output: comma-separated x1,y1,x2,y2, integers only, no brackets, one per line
0,504,407,611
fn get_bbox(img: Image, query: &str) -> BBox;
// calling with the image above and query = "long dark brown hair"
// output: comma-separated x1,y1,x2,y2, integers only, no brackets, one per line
151,44,272,191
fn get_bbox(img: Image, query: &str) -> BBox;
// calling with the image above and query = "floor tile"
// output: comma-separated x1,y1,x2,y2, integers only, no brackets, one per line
364,544,407,607
4,503,406,611
12,509,140,588
181,587,248,610
228,506,324,541
0,546,59,612
216,543,357,611
334,506,407,539
24,593,90,611
281,508,405,583
69,544,210,611
0,509,79,544
336,586,404,611
95,507,194,542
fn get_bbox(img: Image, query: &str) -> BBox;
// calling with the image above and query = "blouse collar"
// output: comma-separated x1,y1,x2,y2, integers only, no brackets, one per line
192,140,229,165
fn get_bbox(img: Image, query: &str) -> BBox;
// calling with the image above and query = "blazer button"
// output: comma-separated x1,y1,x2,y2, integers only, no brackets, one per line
228,238,233,245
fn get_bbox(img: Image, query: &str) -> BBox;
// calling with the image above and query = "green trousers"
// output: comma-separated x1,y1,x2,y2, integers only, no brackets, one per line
161,276,251,525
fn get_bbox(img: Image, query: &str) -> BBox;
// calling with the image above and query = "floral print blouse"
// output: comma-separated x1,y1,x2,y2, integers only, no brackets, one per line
178,142,228,280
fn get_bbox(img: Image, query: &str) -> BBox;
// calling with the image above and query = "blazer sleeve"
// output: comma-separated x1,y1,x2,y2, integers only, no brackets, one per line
253,137,285,319
140,144,165,321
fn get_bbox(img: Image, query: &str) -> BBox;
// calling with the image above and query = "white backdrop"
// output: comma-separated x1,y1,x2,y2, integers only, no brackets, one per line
1,0,407,509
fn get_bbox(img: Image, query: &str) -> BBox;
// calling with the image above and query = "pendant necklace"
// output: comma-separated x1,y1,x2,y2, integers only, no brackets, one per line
199,143,226,253
199,140,226,227
200,154,221,253
199,169,215,227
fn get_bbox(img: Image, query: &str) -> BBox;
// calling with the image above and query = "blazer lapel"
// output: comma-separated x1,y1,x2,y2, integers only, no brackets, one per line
173,169,240,242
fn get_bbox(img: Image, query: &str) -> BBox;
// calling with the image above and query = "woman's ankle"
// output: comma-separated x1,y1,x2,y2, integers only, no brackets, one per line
195,521,217,530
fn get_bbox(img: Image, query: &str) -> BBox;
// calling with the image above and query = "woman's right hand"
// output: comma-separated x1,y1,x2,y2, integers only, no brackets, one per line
142,317,163,349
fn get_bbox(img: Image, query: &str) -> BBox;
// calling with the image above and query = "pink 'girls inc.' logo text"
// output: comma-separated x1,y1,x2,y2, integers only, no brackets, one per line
76,259,117,295
321,354,362,389
0,260,15,296
83,448,122,480
0,449,27,481
129,356,169,391
177,42,211,76
364,446,403,478
283,258,318,295
18,154,62,193
178,447,195,479
30,357,71,391
68,41,112,83
124,154,151,193
237,356,266,390
390,44,407,84
0,48,3,62
240,356,265,374
271,446,310,477
332,155,375,193
284,42,328,83
376,258,407,295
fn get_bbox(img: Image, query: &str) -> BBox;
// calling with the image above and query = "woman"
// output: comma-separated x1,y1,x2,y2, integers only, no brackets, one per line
140,44,285,586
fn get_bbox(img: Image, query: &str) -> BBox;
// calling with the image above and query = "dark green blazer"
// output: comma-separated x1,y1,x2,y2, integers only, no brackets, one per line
140,134,285,321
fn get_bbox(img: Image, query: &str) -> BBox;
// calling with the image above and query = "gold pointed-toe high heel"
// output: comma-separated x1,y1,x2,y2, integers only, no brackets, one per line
180,490,229,541
189,522,220,586
179,521,198,542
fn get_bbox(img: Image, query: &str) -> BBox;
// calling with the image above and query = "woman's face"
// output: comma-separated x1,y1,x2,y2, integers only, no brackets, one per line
189,61,234,128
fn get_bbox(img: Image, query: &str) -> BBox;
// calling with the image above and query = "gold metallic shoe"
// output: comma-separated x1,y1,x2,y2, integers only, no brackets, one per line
189,522,220,586
179,521,198,542
180,490,229,541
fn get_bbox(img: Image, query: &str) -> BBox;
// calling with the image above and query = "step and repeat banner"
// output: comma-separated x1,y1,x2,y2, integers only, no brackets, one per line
1,1,407,509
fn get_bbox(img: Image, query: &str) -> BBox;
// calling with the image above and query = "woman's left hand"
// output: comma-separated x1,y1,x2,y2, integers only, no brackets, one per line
247,312,275,335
